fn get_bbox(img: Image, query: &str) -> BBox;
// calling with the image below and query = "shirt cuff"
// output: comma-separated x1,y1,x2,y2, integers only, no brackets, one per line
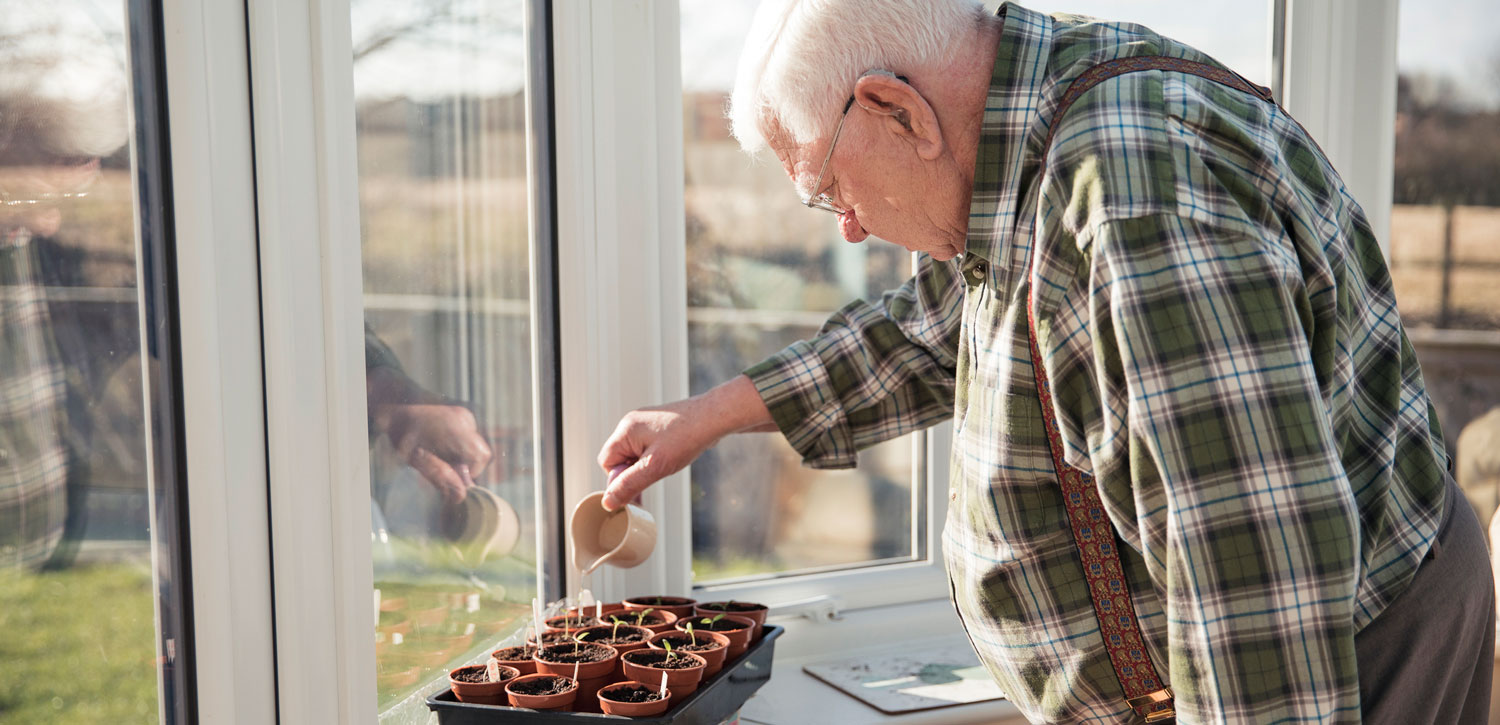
744,340,858,470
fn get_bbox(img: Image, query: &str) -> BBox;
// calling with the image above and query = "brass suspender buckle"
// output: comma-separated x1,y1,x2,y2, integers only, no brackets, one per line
1126,688,1175,724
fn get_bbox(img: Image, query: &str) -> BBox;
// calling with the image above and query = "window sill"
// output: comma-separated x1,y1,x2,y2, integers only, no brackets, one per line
740,599,1027,725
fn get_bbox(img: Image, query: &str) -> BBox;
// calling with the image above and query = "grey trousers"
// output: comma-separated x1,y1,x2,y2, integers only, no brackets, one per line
1354,476,1495,724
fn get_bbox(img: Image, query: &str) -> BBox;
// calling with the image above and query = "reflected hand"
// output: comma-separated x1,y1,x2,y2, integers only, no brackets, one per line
369,368,492,504
597,375,775,511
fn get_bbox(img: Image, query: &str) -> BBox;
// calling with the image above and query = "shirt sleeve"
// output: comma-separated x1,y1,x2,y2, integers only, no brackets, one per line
365,323,405,374
1080,213,1361,722
744,253,964,469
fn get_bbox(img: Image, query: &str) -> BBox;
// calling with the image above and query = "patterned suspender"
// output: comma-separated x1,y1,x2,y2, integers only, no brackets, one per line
1024,56,1275,725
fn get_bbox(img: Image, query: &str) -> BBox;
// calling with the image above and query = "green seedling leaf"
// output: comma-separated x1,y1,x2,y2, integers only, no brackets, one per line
685,621,696,647
662,639,676,662
700,613,725,627
573,630,590,655
634,607,655,626
610,615,624,640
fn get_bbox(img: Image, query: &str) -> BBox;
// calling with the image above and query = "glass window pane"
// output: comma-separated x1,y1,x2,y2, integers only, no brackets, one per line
349,0,541,718
0,2,176,722
1389,0,1500,529
682,0,923,584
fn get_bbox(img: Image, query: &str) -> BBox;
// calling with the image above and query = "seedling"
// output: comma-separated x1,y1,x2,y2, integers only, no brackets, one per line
633,607,655,627
684,621,697,647
610,615,625,640
572,631,590,656
699,613,725,628
662,639,678,663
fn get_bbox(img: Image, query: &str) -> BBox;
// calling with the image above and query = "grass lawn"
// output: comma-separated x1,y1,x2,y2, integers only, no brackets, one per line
0,564,159,723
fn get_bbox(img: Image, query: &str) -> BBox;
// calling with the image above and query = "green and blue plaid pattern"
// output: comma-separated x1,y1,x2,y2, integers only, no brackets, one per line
746,4,1447,722
0,230,69,570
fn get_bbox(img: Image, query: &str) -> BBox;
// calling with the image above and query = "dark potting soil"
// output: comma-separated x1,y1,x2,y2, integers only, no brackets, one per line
597,633,646,645
631,612,668,627
624,651,700,670
451,666,512,684
493,645,537,661
602,685,665,703
697,618,749,632
510,677,575,696
654,636,719,653
631,596,693,606
700,601,764,613
536,643,614,664
576,625,647,645
546,615,603,629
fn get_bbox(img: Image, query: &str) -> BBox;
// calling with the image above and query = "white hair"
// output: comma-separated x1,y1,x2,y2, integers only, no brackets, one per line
729,0,987,160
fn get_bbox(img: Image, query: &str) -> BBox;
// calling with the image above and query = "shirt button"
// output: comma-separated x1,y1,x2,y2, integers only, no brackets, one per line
969,263,986,283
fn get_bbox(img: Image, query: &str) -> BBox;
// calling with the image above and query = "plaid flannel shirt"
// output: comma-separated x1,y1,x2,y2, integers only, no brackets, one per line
745,4,1448,722
0,229,69,570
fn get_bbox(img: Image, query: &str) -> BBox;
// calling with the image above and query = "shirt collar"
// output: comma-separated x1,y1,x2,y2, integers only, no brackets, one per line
962,2,1054,271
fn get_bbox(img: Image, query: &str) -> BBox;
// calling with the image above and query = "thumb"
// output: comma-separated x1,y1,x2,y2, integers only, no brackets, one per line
602,459,657,511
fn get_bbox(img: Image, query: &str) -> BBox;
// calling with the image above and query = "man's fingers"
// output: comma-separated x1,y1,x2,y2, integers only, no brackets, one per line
463,435,493,477
410,446,466,503
602,457,663,511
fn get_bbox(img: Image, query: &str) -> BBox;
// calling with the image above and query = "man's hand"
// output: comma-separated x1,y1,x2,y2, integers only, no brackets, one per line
597,375,776,510
369,367,493,504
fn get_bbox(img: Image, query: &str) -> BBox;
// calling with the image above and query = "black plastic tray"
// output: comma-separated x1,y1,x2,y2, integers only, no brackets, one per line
427,625,782,724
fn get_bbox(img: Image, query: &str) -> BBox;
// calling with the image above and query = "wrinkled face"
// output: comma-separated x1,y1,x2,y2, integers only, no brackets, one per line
770,98,971,261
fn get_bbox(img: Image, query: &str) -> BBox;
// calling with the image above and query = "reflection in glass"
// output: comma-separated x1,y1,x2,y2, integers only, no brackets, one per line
1019,0,1271,87
1388,0,1500,532
0,3,166,723
349,0,538,718
682,0,920,584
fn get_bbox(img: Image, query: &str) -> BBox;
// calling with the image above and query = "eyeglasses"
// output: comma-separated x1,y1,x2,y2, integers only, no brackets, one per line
801,96,857,215
799,72,909,216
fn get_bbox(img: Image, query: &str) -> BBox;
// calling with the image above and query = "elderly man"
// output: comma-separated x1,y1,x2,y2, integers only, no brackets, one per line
599,1,1493,722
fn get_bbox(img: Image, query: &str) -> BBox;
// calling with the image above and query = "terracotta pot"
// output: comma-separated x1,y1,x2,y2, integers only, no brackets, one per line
695,601,768,640
621,649,706,707
597,681,672,717
376,616,411,640
411,631,474,655
648,629,731,677
525,630,573,647
621,609,678,635
576,624,653,679
622,595,697,620
505,673,578,711
490,644,539,676
448,663,519,705
534,643,619,713
567,602,627,620
410,603,449,630
376,664,422,691
412,647,457,669
675,614,753,660
545,614,603,633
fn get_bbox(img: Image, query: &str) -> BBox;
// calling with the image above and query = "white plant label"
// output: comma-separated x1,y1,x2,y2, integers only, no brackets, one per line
532,597,545,643
486,656,503,683
659,670,668,699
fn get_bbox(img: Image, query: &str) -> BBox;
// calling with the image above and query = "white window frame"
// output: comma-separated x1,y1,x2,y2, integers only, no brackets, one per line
1280,0,1401,251
551,0,955,627
161,0,278,721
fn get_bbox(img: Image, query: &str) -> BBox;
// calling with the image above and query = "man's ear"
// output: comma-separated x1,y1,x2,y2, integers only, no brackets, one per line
852,73,944,161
